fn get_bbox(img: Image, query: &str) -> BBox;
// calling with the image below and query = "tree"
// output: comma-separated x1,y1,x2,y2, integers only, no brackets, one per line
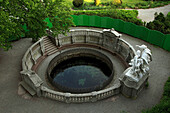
0,0,74,50
146,12,170,34
73,0,84,7
0,10,21,50
94,0,100,6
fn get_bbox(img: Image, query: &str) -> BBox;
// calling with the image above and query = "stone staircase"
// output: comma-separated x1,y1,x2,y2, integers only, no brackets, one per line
43,37,58,56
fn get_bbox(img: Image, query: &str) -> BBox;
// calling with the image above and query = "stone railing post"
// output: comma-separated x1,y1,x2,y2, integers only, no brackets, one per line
116,39,122,53
39,38,45,56
91,91,97,102
125,47,131,63
30,49,36,64
65,93,71,103
85,29,89,43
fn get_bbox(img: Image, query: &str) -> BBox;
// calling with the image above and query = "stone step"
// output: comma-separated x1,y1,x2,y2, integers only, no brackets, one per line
44,38,51,41
19,81,36,96
44,40,52,43
45,49,57,53
43,37,50,40
47,48,57,52
44,40,52,44
45,44,57,49
45,46,57,50
43,37,58,55
44,42,55,47
46,47,57,53
48,50,58,56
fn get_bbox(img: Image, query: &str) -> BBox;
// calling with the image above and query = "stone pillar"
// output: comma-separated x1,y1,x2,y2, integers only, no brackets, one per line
91,91,97,102
40,38,45,56
30,49,36,64
116,39,122,53
65,93,71,103
125,47,131,63
102,28,121,50
21,70,44,97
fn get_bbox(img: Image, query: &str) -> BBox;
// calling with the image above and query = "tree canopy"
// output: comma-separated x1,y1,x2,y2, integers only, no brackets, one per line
0,0,74,50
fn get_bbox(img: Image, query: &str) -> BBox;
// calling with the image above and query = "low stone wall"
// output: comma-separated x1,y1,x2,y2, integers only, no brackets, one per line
21,37,45,71
117,39,136,63
21,28,137,103
55,29,136,64
41,83,120,103
20,37,45,96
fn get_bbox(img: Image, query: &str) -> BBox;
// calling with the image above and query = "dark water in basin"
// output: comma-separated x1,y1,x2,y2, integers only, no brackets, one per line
50,56,112,92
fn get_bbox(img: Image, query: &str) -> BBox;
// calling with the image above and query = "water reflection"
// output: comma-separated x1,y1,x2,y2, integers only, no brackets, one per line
50,56,111,92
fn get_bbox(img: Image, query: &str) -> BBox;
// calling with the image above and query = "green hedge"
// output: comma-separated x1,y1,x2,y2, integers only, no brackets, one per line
91,15,101,27
163,34,170,51
72,9,143,26
71,15,170,51
147,30,165,48
134,26,150,41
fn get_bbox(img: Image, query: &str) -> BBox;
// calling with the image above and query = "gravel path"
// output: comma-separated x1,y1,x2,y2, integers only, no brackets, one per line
137,4,170,22
0,27,170,113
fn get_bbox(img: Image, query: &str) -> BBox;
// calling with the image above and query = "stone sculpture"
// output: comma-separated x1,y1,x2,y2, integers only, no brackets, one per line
127,44,152,82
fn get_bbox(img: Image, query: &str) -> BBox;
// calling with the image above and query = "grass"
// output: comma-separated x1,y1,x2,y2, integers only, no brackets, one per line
142,77,170,113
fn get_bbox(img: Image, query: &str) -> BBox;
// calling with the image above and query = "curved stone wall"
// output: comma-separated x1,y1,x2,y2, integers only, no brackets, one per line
20,28,136,103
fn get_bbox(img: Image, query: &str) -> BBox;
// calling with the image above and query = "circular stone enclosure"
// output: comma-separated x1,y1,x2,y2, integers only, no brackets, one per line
47,48,114,93
20,28,138,103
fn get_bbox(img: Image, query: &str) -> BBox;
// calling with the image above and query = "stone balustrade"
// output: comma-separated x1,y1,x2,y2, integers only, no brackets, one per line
21,28,137,103
21,37,45,71
53,29,136,63
41,83,120,103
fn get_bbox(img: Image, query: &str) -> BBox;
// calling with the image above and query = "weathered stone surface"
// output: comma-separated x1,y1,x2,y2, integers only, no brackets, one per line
119,67,149,98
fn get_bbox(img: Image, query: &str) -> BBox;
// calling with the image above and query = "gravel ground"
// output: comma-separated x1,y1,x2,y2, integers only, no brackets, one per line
137,4,170,22
0,27,170,113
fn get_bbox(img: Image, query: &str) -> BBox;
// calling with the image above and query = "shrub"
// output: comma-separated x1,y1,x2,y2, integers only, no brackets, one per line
142,77,170,113
112,0,122,5
94,0,100,6
71,0,170,10
73,0,84,7
146,12,170,34
72,9,143,25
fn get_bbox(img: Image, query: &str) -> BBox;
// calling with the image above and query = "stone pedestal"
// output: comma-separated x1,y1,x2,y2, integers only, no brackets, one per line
119,67,149,99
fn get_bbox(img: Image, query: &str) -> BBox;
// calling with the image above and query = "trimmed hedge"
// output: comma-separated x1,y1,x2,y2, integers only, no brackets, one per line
72,9,143,26
71,15,170,51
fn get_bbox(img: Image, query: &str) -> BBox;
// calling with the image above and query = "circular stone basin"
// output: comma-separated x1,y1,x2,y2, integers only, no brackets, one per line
47,48,114,93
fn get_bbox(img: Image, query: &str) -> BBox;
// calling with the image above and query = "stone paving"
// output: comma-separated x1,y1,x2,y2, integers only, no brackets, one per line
0,27,170,113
